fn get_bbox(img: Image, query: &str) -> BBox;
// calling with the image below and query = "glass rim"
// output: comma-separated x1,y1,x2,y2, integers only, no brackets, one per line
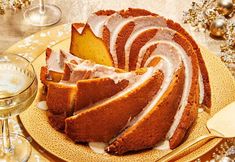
0,53,37,100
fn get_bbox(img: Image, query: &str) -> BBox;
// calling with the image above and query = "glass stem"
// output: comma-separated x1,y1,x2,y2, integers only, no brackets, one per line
39,0,45,14
2,119,12,153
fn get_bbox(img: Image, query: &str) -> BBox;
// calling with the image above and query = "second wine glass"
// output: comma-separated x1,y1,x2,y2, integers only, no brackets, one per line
24,0,62,26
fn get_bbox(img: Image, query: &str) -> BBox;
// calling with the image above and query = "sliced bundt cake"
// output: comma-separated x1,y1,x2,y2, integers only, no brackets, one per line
41,8,211,155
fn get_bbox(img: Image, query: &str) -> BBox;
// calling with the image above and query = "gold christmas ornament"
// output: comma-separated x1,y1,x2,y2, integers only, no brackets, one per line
210,18,227,37
0,0,31,15
217,0,234,16
0,7,4,15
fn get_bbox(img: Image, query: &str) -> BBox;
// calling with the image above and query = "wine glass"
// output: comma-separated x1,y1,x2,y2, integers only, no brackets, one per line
0,54,38,161
24,0,62,26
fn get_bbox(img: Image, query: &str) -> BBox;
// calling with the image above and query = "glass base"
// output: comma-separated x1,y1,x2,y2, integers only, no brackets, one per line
24,4,62,27
0,133,31,162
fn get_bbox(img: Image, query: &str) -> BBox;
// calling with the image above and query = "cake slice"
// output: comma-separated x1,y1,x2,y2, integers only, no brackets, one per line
40,48,64,86
106,66,185,155
47,77,130,131
65,68,164,142
75,78,129,111
46,82,77,115
70,11,115,66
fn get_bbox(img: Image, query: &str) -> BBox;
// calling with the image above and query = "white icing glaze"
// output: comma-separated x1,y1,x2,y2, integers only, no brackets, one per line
65,61,137,84
154,140,171,150
125,26,159,70
125,26,175,70
143,42,181,69
76,26,84,34
88,142,107,154
87,14,168,67
97,67,154,100
87,14,110,38
37,101,48,111
47,50,139,85
133,16,167,29
46,49,84,77
104,15,166,69
166,46,192,139
105,13,132,67
60,50,83,64
124,16,167,70
136,29,175,69
199,70,204,105
198,108,204,113
58,81,76,86
47,50,63,73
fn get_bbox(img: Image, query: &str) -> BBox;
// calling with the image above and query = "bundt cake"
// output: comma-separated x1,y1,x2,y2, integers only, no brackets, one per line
40,8,211,155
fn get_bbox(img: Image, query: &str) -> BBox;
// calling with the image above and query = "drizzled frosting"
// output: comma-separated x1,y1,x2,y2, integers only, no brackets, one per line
87,14,110,38
46,50,141,85
65,61,137,84
85,12,198,144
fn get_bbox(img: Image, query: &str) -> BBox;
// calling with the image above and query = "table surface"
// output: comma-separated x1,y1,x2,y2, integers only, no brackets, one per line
0,0,234,161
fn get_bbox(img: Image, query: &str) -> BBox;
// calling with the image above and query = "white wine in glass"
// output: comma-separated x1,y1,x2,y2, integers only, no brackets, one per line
24,0,62,26
0,54,38,161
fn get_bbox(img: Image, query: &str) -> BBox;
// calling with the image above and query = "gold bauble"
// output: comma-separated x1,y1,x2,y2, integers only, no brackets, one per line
217,0,234,16
210,18,227,37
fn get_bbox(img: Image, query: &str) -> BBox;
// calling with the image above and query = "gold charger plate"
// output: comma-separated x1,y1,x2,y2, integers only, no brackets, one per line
5,24,235,162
